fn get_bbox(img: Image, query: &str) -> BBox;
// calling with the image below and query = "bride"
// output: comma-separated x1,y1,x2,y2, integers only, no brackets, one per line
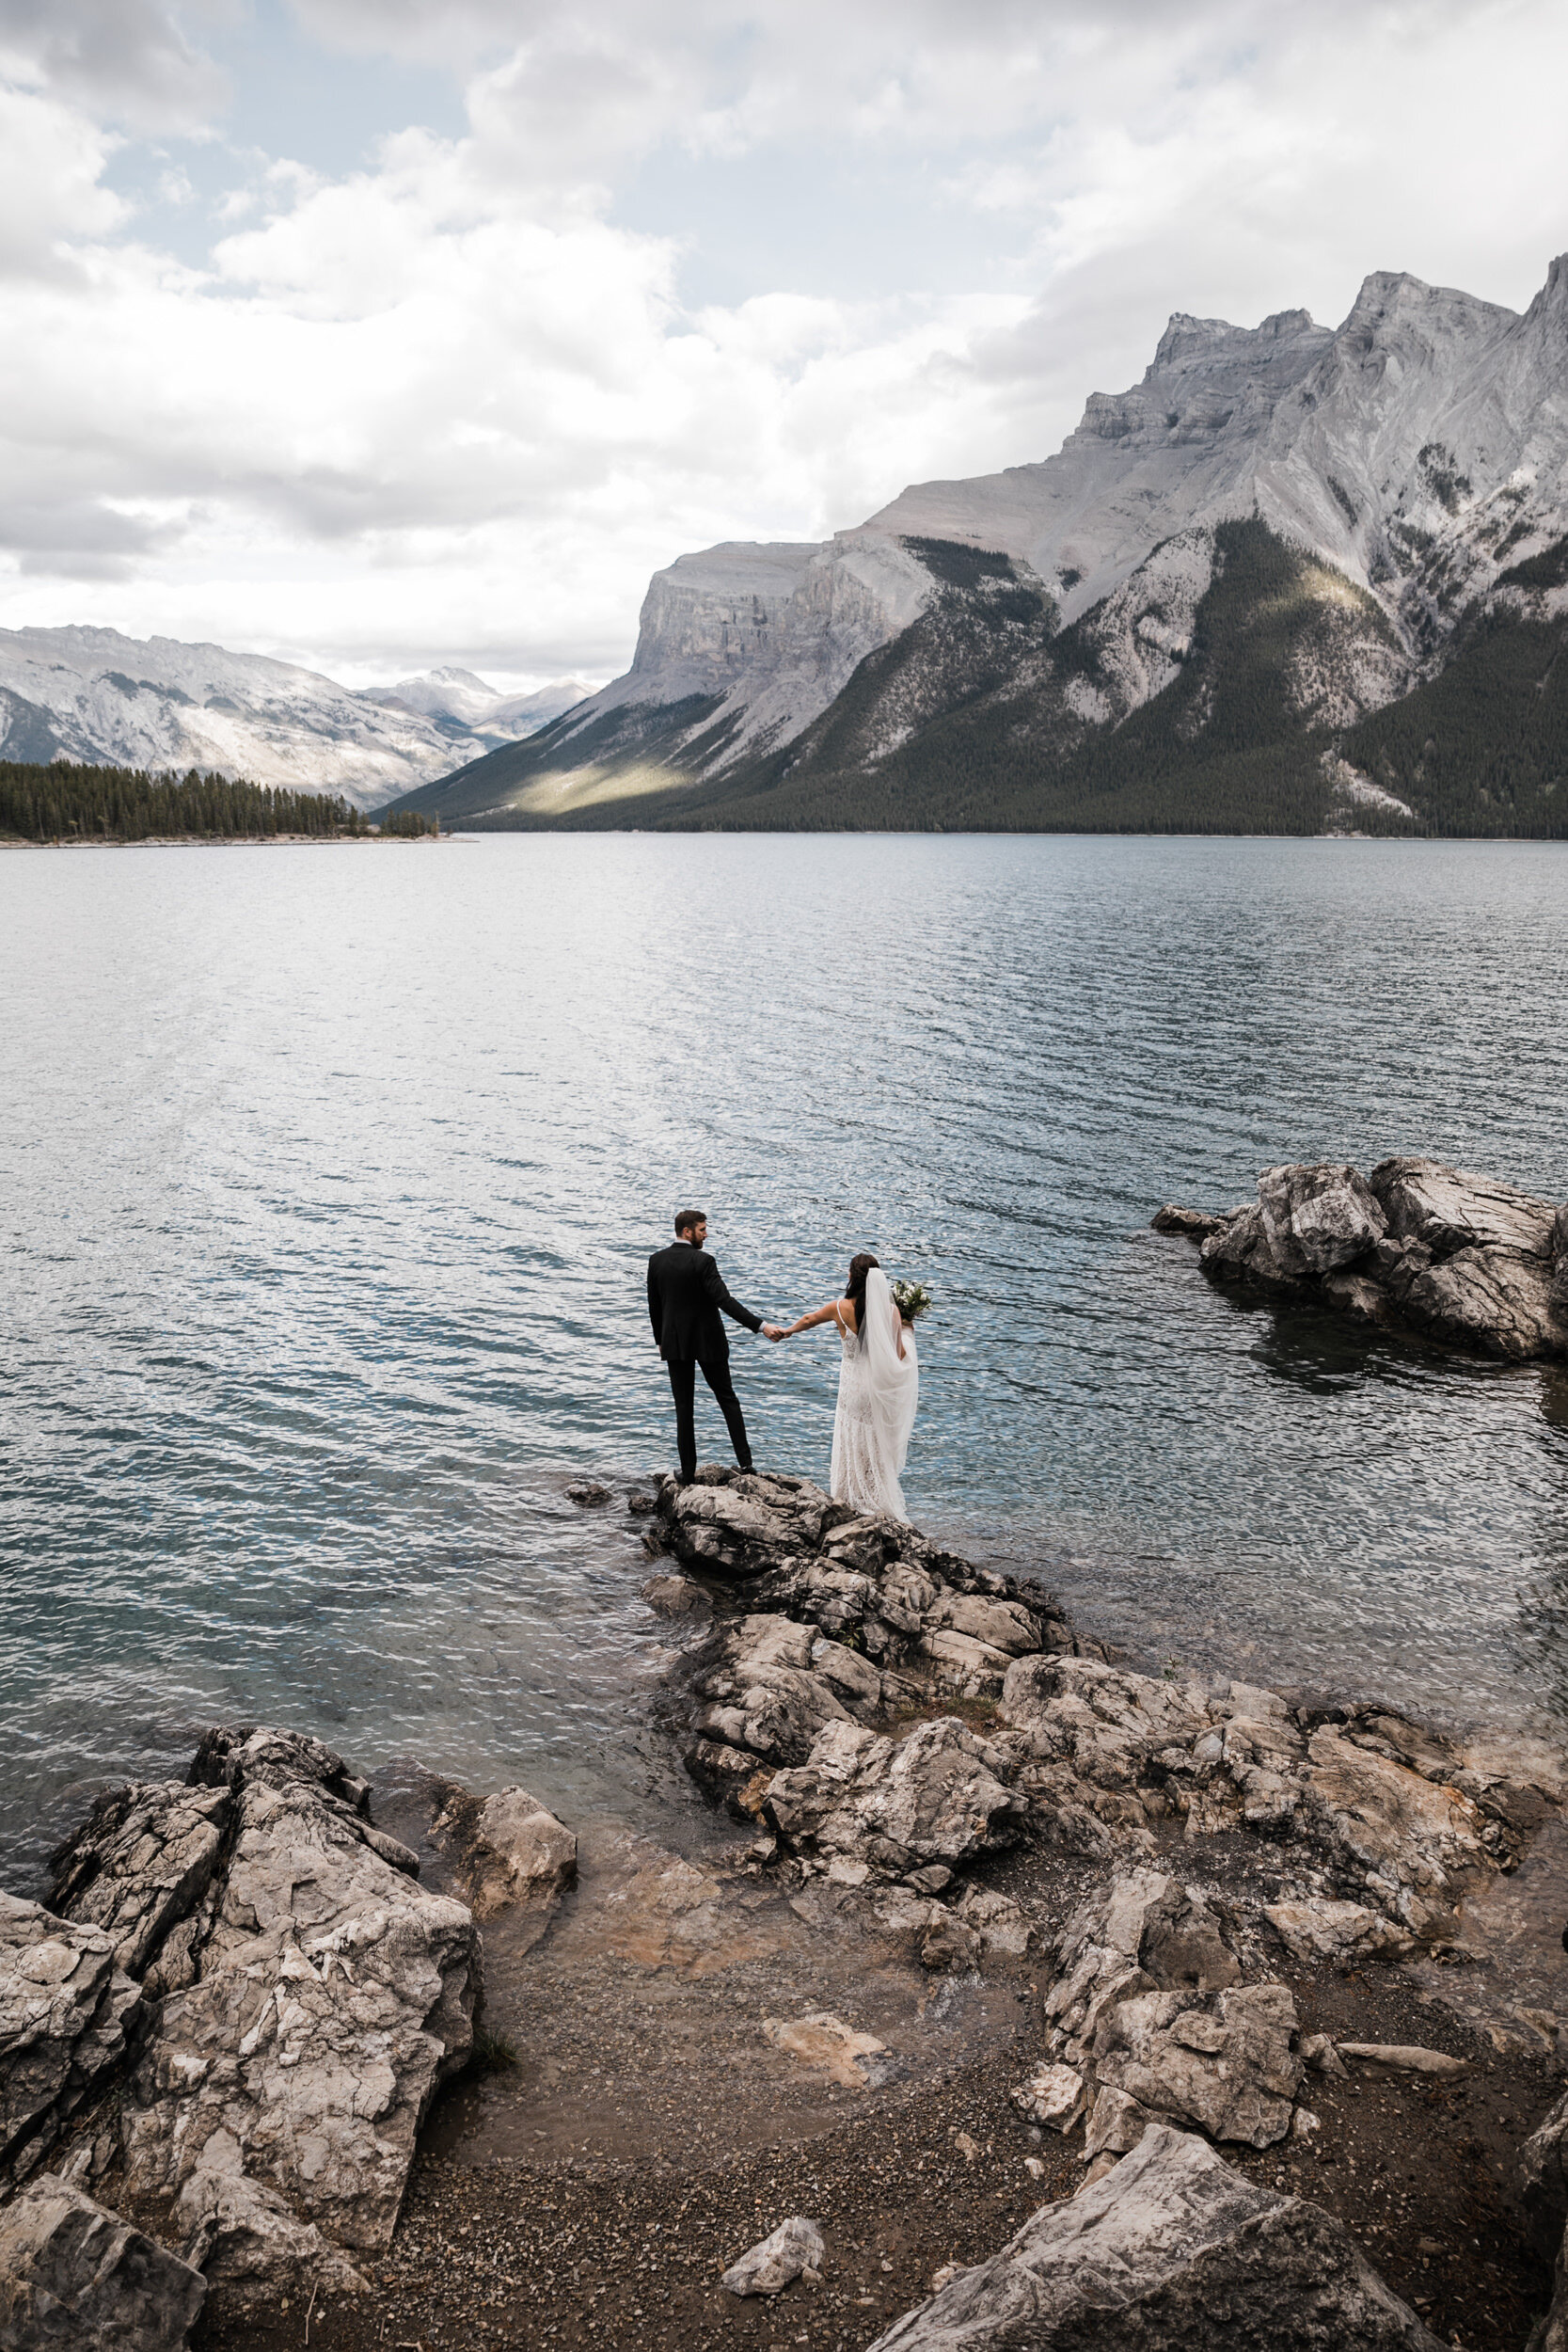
778,1253,919,1518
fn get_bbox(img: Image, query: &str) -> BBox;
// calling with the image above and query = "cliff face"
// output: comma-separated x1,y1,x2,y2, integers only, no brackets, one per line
396,255,1568,834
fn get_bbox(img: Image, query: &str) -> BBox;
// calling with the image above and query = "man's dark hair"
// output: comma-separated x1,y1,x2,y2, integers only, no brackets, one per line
673,1207,706,1237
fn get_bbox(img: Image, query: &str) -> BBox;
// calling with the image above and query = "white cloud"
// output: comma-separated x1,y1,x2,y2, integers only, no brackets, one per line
0,0,1564,682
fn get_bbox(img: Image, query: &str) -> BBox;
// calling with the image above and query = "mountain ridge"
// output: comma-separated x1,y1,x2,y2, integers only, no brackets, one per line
395,254,1568,836
0,630,594,809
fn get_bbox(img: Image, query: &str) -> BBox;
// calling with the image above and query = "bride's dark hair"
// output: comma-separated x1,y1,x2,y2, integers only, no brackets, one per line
845,1252,879,1335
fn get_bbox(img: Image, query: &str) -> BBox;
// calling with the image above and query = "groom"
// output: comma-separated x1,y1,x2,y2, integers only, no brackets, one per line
647,1210,783,1483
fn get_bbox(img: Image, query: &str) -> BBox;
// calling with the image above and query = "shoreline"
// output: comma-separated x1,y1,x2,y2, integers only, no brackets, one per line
0,832,448,849
8,1468,1568,2352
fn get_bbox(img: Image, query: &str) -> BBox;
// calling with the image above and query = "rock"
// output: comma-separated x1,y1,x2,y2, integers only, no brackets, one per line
626,1489,657,1516
47,1784,230,1979
429,1784,577,1924
765,1717,1027,1879
1520,2087,1568,2258
1044,1869,1241,2066
863,2121,1444,2350
1337,2043,1470,2076
1090,1982,1302,2148
999,1656,1210,1804
1403,1243,1566,1360
1175,1157,1568,1362
565,1481,612,1505
721,2215,825,2296
1265,1897,1416,1963
0,1895,140,2190
1150,1205,1230,1239
641,1572,710,1618
97,1727,480,2306
0,2171,206,2350
1257,1162,1386,1275
762,2013,887,2088
1302,1728,1491,1935
684,1614,855,1785
956,1886,1034,1957
1011,2062,1087,2132
919,1912,982,1973
1299,2033,1348,2079
1369,1156,1559,1258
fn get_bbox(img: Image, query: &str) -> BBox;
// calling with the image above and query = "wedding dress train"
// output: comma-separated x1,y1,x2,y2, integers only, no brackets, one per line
830,1265,919,1519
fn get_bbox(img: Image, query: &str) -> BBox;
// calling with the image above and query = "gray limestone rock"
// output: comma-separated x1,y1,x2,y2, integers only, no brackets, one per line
0,2171,206,2350
47,1784,230,1979
426,1783,577,1926
684,1613,854,1788
863,2122,1445,2349
1369,1156,1559,1258
0,1896,139,2191
103,1730,480,2306
1091,1982,1302,2149
1301,1727,1490,1936
1257,1162,1386,1275
1402,1243,1567,1360
721,2214,825,2297
765,1717,1027,1878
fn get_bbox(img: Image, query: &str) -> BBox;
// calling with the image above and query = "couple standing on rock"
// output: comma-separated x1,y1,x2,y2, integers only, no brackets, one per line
646,1207,921,1518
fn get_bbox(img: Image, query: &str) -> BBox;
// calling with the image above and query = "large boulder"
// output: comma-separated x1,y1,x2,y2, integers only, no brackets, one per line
1178,1156,1568,1362
1257,1163,1386,1275
46,1729,481,2309
1089,1982,1302,2150
1369,1156,1559,1258
1,1896,139,2191
765,1717,1027,1879
1402,1244,1567,1361
0,2171,205,2351
864,2122,1445,2349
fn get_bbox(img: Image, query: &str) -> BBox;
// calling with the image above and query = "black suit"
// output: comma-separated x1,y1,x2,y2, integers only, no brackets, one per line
647,1240,762,1480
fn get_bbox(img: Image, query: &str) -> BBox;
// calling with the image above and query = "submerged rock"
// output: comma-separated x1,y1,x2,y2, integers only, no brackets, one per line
0,2171,205,2351
865,2122,1444,2349
1160,1155,1568,1361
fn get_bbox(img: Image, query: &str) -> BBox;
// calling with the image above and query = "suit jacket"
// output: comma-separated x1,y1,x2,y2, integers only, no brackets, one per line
647,1240,762,1361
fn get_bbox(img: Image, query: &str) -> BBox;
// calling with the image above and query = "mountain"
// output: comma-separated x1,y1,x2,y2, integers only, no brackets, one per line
359,667,595,741
391,257,1568,836
0,628,523,810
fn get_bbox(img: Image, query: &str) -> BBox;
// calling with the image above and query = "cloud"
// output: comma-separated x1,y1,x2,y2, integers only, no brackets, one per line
0,0,1564,682
0,0,227,132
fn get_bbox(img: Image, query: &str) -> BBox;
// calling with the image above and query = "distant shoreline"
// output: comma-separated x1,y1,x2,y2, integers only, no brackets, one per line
0,832,449,849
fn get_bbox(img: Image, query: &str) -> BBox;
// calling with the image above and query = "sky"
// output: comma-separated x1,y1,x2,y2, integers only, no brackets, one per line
1,0,1565,692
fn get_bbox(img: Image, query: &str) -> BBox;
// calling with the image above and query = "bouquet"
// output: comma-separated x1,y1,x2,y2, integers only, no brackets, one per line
891,1279,933,1322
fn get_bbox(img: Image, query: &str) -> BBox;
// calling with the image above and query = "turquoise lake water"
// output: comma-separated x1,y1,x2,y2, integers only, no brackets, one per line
2,833,1566,1890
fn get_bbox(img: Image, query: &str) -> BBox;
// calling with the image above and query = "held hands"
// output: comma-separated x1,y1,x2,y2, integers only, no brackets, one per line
762,1323,787,1343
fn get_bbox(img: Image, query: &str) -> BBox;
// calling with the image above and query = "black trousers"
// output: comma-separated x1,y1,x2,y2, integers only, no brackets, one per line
666,1354,752,1481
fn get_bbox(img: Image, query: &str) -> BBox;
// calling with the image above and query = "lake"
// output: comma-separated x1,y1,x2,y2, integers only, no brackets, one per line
2,832,1566,1892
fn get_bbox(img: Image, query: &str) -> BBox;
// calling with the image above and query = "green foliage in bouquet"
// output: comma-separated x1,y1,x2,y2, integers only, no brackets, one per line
892,1279,932,1322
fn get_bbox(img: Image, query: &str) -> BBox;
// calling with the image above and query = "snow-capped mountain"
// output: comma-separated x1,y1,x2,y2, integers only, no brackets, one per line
0,628,509,809
408,254,1568,835
360,667,595,739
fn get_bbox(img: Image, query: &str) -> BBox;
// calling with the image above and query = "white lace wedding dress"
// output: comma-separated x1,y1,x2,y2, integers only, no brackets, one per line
829,1266,920,1519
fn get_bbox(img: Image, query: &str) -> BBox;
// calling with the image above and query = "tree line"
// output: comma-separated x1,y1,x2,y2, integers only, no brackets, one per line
0,761,441,842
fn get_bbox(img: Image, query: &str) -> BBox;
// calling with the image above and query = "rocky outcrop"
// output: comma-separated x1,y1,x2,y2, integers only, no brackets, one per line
721,2215,825,2297
0,2172,205,2351
865,2122,1445,2349
650,1470,1535,1963
1024,1868,1304,2153
102,1730,478,2305
0,1726,517,2326
1161,1157,1568,1361
0,1899,139,2193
